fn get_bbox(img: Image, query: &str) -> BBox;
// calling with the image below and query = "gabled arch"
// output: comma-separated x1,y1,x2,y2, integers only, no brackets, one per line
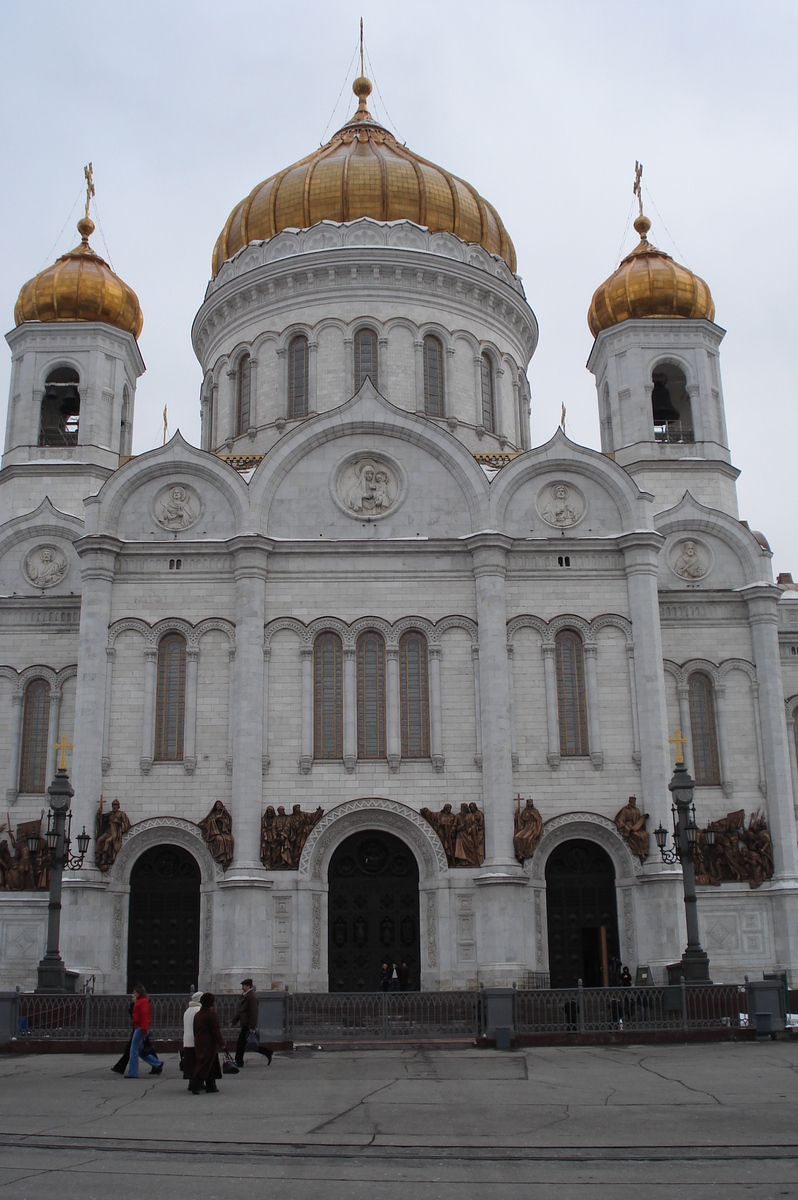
655,492,770,584
526,812,643,882
0,498,84,561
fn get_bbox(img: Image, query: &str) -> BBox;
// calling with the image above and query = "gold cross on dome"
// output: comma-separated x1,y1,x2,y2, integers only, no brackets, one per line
84,162,95,221
633,160,643,216
668,728,688,765
55,735,74,770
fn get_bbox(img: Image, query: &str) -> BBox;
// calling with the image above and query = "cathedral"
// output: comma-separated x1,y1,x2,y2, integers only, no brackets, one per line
1,69,797,995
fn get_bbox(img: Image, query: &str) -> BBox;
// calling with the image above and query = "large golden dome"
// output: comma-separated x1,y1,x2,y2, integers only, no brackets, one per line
15,216,143,339
588,214,714,337
212,77,516,277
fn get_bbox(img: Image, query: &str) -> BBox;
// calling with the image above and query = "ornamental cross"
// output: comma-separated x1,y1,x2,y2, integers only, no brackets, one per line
55,734,74,770
84,162,95,221
669,728,688,765
633,160,643,216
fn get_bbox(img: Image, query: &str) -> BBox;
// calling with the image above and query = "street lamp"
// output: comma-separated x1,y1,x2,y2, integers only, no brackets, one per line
654,729,712,984
34,736,91,995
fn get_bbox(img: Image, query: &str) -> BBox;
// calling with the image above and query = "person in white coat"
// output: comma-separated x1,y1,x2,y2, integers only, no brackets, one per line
181,991,203,1088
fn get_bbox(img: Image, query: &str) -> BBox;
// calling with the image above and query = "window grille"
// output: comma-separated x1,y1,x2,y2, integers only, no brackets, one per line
288,335,309,418
354,329,378,392
155,633,186,761
400,631,430,758
555,630,589,756
357,631,386,758
19,679,50,793
314,633,343,759
236,354,251,435
423,336,444,417
688,672,721,785
480,354,495,432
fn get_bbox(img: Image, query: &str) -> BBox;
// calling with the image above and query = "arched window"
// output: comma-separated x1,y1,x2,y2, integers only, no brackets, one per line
288,335,309,418
555,630,589,756
314,632,343,759
19,679,50,793
400,631,430,758
155,633,186,761
423,335,444,417
235,353,251,435
480,354,495,432
688,671,720,785
39,367,80,447
354,328,378,392
357,630,386,758
651,362,693,445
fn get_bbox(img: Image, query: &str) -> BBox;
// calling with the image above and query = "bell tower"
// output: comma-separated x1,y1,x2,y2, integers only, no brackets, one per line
586,172,738,517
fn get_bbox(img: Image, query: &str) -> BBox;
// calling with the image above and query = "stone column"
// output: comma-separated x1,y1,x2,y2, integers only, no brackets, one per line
262,643,271,774
140,648,157,773
226,368,237,442
618,532,671,835
751,681,767,796
626,643,641,765
466,534,518,872
506,643,518,769
248,358,258,430
101,647,115,773
300,646,314,774
473,357,483,428
428,645,444,772
227,538,270,876
308,340,318,413
541,643,560,768
71,535,121,873
183,647,199,774
343,338,354,399
226,646,235,772
414,340,425,412
471,644,482,766
741,586,798,878
386,646,401,772
583,643,603,770
343,647,357,772
6,692,23,806
676,683,695,776
713,683,733,798
46,688,62,786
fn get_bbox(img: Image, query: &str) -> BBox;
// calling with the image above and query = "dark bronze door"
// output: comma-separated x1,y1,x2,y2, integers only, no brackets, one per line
545,839,620,988
127,845,200,993
328,830,420,992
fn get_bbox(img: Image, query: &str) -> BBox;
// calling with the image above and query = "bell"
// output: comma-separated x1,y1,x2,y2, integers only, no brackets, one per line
58,388,81,417
651,379,680,424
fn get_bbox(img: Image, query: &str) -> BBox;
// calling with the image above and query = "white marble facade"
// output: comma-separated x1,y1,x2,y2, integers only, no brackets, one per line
2,198,798,993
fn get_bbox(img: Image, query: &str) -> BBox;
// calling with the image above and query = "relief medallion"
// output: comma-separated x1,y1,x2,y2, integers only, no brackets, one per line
24,544,69,588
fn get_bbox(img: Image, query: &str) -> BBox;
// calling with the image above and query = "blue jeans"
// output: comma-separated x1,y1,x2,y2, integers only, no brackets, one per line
127,1027,161,1077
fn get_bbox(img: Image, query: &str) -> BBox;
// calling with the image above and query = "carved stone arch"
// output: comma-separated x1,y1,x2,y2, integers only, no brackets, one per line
646,351,696,391
452,329,481,357
298,796,448,882
55,663,78,689
108,617,152,649
417,322,454,355
19,665,57,691
36,355,84,393
350,616,393,645
195,618,236,648
276,324,313,355
228,341,253,372
0,665,19,687
211,355,229,387
786,695,798,722
507,614,550,644
109,817,221,887
433,614,479,645
151,618,198,650
384,316,419,341
264,616,311,648
251,330,279,360
305,617,353,648
311,316,349,343
718,657,757,684
681,658,721,686
350,317,384,341
663,660,685,686
526,812,643,883
392,616,438,646
549,614,592,642
588,613,633,644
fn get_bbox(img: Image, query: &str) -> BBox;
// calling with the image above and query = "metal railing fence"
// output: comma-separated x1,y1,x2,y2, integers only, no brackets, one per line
514,982,746,1035
15,993,239,1041
286,990,481,1041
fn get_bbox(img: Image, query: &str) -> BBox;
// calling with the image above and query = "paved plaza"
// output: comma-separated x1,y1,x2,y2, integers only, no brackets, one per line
0,1041,797,1198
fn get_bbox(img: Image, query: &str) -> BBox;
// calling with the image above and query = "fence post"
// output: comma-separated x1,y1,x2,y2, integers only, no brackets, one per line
578,979,585,1033
382,988,387,1039
681,976,689,1031
83,993,91,1041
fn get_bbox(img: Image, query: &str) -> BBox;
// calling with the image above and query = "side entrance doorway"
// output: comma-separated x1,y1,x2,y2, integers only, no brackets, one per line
328,829,420,992
545,839,620,988
127,844,201,993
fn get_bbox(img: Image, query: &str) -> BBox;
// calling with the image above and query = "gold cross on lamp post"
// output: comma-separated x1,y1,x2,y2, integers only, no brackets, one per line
668,728,688,765
54,735,74,771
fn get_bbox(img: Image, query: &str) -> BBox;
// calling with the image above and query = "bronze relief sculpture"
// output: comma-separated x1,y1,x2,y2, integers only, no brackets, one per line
0,812,47,889
198,800,234,871
695,808,774,889
513,797,543,863
260,804,323,869
421,802,485,867
614,795,649,862
95,797,131,871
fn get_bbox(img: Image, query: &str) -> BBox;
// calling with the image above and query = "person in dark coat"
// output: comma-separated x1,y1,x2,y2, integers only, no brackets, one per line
190,992,225,1094
231,978,259,1067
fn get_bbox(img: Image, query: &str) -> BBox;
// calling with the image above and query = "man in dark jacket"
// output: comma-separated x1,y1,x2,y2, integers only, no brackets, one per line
231,978,258,1067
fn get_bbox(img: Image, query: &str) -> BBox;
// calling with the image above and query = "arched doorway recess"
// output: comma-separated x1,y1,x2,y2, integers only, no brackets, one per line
127,844,200,992
328,829,420,992
545,839,620,988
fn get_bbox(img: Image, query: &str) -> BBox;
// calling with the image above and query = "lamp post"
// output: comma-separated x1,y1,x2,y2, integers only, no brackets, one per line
28,737,90,994
654,729,712,984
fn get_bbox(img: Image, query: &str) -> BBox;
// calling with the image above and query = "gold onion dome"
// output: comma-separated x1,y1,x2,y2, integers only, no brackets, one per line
212,75,516,277
15,215,143,339
588,214,714,337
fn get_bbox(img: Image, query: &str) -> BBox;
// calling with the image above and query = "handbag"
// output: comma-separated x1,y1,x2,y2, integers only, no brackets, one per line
222,1051,239,1074
245,1027,260,1051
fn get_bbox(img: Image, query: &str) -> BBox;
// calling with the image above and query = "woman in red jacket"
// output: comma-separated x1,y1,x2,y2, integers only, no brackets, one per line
126,984,164,1079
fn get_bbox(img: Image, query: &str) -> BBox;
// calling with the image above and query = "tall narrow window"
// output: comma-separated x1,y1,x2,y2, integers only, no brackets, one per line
236,353,251,435
314,632,343,759
354,328,378,392
288,335,309,418
39,367,80,447
400,631,430,758
555,629,589,756
688,672,721,785
357,630,386,758
120,385,131,454
480,353,495,432
19,679,50,793
423,335,444,417
155,633,186,761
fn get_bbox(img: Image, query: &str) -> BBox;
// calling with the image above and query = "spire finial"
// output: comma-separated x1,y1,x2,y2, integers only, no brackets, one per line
352,18,372,116
632,160,651,241
360,16,364,78
77,161,96,243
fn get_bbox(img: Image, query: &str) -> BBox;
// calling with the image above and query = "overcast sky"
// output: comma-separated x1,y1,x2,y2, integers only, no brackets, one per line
1,0,796,572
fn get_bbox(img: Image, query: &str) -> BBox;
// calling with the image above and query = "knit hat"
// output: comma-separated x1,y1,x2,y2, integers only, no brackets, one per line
189,991,203,1004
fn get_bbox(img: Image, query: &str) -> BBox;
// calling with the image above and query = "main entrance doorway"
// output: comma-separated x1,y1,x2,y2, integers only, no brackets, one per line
127,844,201,993
545,839,620,988
328,829,420,992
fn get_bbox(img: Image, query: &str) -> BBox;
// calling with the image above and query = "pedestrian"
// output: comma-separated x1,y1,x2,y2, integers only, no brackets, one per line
390,962,400,992
126,984,163,1079
398,961,409,991
190,992,225,1094
181,991,203,1087
380,962,391,992
231,978,258,1067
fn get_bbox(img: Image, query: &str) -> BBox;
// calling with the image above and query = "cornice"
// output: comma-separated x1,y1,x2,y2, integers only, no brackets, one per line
586,317,726,374
6,320,146,377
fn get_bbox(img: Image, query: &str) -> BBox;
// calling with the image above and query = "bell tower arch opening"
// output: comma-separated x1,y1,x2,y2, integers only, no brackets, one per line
545,838,620,988
651,361,692,445
39,367,81,447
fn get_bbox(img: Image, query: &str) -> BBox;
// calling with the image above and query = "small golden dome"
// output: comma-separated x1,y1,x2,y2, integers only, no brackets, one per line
212,77,516,277
588,213,714,337
15,216,143,339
